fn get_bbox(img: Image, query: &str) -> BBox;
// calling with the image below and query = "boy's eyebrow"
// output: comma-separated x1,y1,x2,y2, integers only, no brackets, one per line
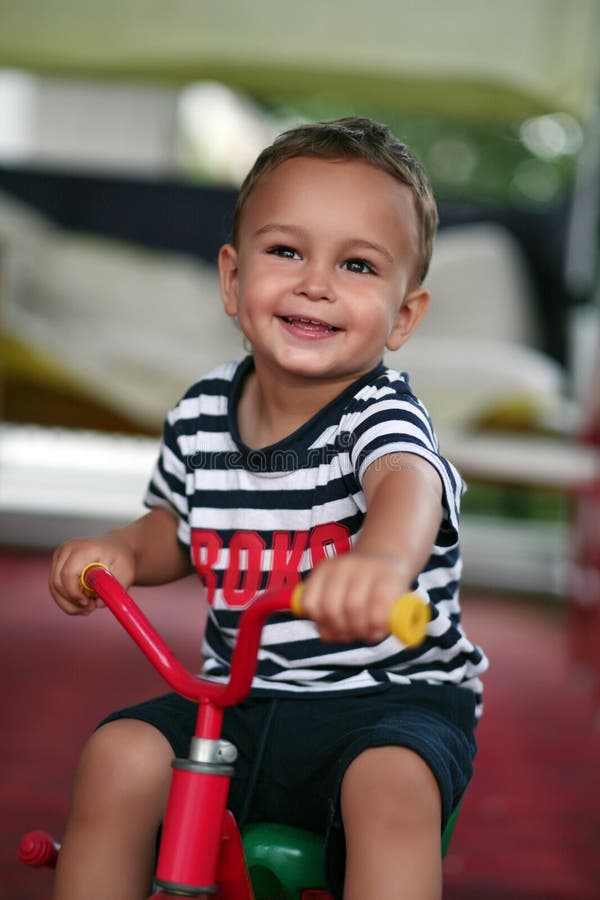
348,239,394,264
254,223,304,240
254,223,394,263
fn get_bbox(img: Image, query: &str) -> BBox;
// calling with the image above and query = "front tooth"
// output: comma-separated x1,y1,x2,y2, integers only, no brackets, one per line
285,316,332,328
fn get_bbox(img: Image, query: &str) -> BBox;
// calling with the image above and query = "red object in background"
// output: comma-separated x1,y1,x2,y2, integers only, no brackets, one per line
568,341,600,710
568,479,600,697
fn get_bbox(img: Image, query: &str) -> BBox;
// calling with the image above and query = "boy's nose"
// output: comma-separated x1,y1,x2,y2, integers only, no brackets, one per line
294,263,335,302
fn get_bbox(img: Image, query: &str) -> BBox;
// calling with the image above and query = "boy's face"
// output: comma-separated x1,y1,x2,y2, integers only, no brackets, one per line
219,156,429,386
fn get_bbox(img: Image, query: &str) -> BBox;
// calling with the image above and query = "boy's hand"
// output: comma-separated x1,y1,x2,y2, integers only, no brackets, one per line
49,535,135,616
298,552,411,643
300,453,442,643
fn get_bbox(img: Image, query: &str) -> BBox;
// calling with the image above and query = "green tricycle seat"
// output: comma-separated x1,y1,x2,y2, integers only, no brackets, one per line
242,804,461,900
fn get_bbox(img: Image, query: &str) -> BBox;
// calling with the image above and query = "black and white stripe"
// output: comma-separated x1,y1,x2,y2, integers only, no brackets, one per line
146,356,488,715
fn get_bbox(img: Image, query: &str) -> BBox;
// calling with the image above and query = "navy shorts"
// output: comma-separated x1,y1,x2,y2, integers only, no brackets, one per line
100,683,477,899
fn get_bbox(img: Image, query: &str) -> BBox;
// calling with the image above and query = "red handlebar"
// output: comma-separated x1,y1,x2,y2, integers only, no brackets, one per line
82,564,430,710
82,565,294,707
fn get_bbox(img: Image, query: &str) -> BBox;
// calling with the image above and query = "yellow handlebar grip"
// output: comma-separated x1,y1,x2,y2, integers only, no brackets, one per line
79,562,110,596
292,585,428,648
290,584,304,617
388,593,430,648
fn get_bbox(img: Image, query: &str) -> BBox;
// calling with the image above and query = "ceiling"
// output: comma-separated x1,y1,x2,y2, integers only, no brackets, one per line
0,0,598,123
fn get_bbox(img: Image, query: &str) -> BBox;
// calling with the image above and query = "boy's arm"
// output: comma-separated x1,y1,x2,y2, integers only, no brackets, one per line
300,452,443,642
357,451,443,575
50,506,193,616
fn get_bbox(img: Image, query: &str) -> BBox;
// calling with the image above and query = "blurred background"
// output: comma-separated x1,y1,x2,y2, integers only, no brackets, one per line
1,2,600,898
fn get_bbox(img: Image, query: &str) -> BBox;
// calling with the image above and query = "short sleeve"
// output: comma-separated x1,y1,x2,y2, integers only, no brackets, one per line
144,404,191,547
348,389,464,539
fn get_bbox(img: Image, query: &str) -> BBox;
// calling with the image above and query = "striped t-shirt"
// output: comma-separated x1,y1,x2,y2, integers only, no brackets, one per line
146,356,488,714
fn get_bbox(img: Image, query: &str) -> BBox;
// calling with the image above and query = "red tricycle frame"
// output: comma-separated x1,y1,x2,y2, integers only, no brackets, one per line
20,563,430,899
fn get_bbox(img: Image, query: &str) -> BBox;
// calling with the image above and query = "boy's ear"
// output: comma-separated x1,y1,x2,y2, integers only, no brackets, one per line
386,287,430,352
218,243,240,317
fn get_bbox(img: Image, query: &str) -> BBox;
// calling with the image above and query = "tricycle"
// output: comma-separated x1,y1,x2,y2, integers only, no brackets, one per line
20,563,459,899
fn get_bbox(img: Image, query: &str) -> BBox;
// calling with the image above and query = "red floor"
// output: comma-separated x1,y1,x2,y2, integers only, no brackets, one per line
2,549,599,899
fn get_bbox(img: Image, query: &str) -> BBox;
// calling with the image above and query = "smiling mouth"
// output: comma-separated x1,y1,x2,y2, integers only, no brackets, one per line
279,315,340,333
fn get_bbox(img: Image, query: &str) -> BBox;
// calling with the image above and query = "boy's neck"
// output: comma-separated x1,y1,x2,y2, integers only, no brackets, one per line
237,360,369,449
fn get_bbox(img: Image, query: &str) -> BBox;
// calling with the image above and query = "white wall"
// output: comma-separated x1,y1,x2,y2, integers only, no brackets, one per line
0,71,179,174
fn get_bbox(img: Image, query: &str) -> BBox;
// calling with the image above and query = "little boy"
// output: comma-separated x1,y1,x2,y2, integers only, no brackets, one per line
50,116,488,900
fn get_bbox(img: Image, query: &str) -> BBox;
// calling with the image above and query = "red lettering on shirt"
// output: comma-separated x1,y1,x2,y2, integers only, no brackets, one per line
191,523,351,608
222,530,267,608
191,530,222,605
266,530,309,591
309,522,352,563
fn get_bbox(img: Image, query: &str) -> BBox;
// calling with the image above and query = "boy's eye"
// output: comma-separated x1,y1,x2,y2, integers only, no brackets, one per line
267,245,301,259
342,258,375,275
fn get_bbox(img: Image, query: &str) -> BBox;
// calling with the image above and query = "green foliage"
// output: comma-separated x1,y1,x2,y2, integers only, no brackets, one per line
270,97,581,207
462,482,569,522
